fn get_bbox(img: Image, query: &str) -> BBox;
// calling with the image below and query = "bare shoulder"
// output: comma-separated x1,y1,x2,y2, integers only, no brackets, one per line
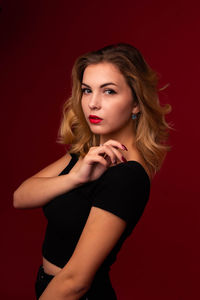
32,152,73,178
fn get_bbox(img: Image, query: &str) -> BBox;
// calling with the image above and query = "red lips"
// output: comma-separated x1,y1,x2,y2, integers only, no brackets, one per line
89,115,103,124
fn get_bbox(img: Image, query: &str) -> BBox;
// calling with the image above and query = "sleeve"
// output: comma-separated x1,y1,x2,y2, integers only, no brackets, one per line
91,163,150,226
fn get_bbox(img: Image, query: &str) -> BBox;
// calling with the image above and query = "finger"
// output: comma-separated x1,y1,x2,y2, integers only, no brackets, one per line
98,145,117,164
87,155,110,168
106,145,126,163
99,145,125,164
99,143,127,163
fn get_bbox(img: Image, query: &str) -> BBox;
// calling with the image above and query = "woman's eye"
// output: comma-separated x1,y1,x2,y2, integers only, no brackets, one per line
81,88,116,95
81,88,91,94
104,89,116,95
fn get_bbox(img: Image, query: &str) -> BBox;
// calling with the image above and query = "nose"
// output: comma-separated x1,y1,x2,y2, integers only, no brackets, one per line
88,92,101,110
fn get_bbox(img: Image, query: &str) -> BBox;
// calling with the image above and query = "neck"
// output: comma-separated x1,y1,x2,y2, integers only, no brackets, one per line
99,120,136,150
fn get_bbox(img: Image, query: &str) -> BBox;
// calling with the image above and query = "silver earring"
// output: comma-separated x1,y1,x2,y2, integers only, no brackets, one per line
131,113,137,120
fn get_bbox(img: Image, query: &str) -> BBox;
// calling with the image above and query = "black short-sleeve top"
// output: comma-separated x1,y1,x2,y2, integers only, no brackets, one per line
42,153,151,270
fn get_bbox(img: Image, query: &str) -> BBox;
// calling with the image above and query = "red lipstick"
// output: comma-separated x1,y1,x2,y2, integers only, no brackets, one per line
89,115,103,124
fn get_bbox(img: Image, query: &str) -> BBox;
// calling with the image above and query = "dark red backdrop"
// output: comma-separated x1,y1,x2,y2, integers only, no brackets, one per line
1,0,199,299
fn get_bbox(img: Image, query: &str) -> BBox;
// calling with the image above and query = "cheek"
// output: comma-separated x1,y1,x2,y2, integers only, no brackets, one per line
81,99,87,114
110,101,132,119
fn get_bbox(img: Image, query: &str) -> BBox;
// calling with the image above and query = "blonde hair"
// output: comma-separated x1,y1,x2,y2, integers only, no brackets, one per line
57,43,172,177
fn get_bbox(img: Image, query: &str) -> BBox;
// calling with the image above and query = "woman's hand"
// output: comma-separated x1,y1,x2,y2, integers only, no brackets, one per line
69,140,128,184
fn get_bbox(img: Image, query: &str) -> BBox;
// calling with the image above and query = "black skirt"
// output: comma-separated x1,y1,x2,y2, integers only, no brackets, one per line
35,265,117,300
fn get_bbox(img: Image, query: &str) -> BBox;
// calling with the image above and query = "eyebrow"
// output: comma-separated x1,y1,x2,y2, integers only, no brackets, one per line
81,82,118,88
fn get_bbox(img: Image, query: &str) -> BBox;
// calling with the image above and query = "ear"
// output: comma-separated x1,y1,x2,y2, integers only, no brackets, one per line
132,103,140,114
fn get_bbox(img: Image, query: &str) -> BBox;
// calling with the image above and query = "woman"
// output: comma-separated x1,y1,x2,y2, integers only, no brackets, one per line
13,43,171,300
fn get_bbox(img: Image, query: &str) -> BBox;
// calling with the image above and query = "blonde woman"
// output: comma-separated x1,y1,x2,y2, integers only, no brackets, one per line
13,43,171,300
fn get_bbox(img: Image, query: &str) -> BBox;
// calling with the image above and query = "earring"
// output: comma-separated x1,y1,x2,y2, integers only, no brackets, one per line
131,113,137,120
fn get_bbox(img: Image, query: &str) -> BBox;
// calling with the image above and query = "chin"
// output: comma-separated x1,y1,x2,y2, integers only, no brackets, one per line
88,126,104,133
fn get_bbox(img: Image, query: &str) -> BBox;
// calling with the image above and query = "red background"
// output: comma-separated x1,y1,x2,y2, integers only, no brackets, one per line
1,0,199,299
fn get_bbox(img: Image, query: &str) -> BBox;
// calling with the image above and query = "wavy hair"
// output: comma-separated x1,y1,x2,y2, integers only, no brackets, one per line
57,43,172,177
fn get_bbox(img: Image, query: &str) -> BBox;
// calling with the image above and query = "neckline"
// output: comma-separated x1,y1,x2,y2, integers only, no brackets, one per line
70,153,151,184
109,160,151,183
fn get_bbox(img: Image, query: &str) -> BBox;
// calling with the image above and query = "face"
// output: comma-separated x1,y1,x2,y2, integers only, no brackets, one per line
81,62,139,138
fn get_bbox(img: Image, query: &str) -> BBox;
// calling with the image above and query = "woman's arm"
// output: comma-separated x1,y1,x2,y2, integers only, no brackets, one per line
13,153,82,209
39,206,127,300
13,140,126,209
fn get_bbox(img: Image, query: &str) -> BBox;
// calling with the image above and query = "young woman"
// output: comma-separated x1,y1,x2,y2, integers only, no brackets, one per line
13,43,171,300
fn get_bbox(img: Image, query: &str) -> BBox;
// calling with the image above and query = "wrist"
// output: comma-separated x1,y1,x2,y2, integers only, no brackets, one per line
68,171,84,188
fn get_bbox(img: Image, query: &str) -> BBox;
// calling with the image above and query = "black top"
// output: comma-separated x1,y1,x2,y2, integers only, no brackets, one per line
42,153,150,271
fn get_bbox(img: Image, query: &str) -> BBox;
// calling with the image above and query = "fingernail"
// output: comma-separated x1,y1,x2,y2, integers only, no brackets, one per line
122,156,127,162
121,144,128,151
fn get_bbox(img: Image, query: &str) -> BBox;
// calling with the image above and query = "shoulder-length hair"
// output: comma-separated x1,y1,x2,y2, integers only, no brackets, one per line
57,43,172,177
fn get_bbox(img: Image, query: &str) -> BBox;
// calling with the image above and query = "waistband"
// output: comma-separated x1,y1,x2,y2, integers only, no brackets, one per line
37,265,54,281
36,265,115,299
